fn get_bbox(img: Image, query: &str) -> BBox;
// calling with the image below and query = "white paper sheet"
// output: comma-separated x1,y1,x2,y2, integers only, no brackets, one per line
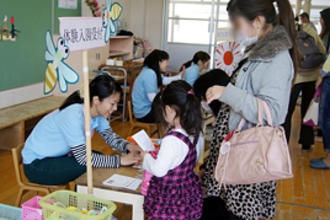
58,0,77,9
132,130,155,152
103,174,142,191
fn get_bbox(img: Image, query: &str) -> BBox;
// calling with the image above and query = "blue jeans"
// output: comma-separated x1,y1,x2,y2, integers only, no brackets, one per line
319,76,330,152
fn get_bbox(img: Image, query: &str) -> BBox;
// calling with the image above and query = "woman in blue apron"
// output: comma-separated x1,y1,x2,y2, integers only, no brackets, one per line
22,75,141,185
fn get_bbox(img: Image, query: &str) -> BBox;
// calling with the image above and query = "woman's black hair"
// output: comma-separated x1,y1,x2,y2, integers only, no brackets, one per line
320,8,330,32
320,8,330,52
181,51,210,71
143,49,169,87
227,0,299,71
160,80,202,144
59,74,122,110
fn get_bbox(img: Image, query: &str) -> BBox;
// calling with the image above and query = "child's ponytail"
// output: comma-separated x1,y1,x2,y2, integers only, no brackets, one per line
182,92,202,144
160,80,202,144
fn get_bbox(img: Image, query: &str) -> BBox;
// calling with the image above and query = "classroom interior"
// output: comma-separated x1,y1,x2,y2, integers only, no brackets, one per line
0,0,329,219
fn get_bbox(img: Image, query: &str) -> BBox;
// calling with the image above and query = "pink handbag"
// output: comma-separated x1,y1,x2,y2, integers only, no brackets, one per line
215,99,293,187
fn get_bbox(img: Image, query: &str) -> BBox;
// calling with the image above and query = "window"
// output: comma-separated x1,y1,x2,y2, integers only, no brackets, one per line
166,0,220,44
165,0,330,45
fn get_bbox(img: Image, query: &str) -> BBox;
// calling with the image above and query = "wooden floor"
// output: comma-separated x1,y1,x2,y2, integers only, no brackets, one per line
0,106,329,219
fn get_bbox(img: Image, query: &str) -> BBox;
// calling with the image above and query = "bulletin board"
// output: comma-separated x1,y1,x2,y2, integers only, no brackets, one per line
0,0,81,91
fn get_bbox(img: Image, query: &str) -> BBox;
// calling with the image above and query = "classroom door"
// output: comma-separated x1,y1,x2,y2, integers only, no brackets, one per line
162,0,231,70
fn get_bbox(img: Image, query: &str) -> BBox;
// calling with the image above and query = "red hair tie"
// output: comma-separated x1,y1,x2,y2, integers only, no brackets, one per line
188,89,194,95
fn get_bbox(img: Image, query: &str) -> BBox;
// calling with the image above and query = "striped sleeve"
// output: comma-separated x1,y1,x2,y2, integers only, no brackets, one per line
71,144,120,168
98,128,129,153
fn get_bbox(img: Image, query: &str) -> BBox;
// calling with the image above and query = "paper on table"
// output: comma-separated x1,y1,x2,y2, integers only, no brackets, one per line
103,174,142,191
132,130,155,152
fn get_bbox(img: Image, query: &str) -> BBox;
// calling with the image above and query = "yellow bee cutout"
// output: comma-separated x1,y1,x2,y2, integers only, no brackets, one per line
44,30,79,94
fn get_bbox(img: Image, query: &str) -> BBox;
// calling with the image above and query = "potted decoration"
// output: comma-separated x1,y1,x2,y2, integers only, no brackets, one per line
85,0,102,17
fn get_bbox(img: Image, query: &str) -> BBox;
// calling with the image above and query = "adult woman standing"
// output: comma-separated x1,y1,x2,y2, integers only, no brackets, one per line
202,0,298,219
283,23,326,151
22,75,141,185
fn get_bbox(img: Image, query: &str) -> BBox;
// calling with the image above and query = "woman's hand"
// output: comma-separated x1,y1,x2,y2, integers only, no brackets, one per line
206,85,226,104
127,144,142,154
181,66,186,79
135,150,147,162
120,152,140,166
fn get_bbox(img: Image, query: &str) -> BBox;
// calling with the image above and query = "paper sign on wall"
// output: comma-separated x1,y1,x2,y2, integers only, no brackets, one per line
58,0,77,9
59,17,105,51
215,41,243,76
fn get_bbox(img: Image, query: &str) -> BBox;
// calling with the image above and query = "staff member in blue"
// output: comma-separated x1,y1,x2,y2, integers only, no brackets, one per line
22,75,141,185
132,49,180,123
132,50,167,123
181,51,210,86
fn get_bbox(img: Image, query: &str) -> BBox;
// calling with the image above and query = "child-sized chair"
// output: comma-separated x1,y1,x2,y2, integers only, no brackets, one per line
11,144,69,206
127,100,161,138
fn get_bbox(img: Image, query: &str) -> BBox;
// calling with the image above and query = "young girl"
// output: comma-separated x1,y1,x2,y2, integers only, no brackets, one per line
22,75,140,185
181,51,210,86
140,80,204,219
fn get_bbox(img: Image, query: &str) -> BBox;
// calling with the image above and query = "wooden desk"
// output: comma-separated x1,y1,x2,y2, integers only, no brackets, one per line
75,167,144,220
0,96,66,150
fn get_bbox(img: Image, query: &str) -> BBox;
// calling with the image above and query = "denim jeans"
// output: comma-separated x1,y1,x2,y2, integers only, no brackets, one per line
319,76,330,152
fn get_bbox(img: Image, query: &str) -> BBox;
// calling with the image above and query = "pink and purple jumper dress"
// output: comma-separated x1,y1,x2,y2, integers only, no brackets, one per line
143,131,203,219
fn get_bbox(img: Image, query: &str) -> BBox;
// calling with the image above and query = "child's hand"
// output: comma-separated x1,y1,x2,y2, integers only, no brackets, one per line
120,152,139,166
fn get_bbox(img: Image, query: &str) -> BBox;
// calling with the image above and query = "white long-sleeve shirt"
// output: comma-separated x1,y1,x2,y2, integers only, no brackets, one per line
143,128,204,177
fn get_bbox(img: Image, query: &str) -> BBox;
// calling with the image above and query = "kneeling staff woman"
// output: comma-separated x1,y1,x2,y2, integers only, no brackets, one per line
22,75,141,185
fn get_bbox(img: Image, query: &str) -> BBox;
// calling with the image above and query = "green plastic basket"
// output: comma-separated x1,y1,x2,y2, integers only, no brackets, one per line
39,190,116,220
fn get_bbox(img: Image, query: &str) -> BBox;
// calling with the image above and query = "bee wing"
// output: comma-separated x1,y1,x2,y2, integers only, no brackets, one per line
109,20,116,35
57,61,79,93
111,3,123,21
104,24,111,43
45,31,57,61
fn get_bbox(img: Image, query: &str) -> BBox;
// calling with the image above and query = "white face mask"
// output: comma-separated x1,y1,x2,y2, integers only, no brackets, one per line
235,30,259,47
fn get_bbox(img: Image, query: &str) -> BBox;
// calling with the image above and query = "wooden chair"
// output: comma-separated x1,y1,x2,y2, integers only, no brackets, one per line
12,144,69,206
127,100,161,138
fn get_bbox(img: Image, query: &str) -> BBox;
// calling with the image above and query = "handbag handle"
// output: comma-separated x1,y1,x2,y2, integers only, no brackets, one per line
237,99,273,131
313,86,321,99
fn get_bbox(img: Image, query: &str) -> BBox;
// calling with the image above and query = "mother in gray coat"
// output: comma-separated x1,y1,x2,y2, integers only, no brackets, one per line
202,0,299,219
